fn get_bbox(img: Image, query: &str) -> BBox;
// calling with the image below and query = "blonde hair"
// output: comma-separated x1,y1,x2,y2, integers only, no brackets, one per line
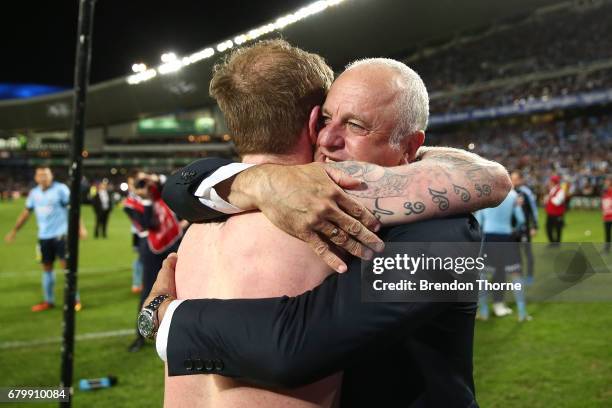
210,39,334,155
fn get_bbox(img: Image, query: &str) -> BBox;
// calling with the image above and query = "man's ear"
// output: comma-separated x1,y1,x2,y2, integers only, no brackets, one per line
308,105,321,145
401,130,425,164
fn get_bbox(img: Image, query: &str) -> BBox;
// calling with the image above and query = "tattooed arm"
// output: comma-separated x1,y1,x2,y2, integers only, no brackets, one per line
324,146,511,225
213,147,510,272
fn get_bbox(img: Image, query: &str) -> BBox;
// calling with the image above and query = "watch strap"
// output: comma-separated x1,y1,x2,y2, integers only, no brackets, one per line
145,294,171,311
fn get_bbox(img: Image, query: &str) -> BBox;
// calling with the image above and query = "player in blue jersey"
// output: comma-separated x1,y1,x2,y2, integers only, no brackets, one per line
475,189,531,322
5,166,87,312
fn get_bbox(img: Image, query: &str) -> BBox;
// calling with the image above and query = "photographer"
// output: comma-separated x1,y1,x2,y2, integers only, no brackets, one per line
123,171,186,352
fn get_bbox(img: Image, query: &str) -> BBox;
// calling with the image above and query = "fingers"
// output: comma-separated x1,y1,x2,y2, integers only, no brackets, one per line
150,253,178,300
307,233,348,273
317,220,375,260
335,192,381,232
162,253,178,273
326,205,384,253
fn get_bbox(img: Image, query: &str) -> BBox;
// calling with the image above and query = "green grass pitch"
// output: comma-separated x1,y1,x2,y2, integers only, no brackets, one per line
0,198,611,407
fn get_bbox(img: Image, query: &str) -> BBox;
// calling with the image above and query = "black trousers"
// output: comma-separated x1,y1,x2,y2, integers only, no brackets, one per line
135,237,181,338
94,210,111,238
484,234,521,302
546,215,564,243
605,221,611,251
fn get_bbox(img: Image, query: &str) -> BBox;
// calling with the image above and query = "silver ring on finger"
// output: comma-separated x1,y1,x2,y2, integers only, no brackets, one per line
330,227,339,237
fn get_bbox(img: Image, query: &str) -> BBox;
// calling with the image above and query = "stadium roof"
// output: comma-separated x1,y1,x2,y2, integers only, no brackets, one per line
0,0,564,131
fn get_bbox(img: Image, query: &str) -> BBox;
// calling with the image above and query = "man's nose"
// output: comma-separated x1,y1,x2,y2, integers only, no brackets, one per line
318,123,345,149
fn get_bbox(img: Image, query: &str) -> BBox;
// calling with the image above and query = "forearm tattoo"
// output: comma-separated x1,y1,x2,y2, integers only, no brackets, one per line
327,162,412,198
424,152,498,185
452,184,471,202
404,201,426,215
373,198,395,220
429,187,450,211
327,157,496,218
475,184,492,197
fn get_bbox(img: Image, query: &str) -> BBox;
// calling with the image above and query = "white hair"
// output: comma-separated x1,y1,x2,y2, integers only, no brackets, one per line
345,58,429,148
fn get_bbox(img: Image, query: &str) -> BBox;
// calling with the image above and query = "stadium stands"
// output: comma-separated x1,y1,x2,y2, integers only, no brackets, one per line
429,112,611,199
409,0,612,92
1,0,610,204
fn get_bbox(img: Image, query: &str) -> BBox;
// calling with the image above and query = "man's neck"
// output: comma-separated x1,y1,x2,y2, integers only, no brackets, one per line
241,129,314,165
241,153,311,165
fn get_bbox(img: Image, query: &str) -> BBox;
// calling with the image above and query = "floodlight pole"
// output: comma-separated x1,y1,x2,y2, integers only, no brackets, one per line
60,0,96,406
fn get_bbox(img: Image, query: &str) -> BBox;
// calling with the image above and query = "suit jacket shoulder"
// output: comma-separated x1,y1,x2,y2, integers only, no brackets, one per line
162,158,234,223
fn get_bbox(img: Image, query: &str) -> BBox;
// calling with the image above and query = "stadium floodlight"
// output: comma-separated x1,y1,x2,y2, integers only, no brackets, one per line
127,68,157,84
158,60,183,75
247,28,262,40
131,63,147,73
212,0,347,54
184,47,215,65
120,182,129,192
161,52,177,63
234,34,248,45
125,0,350,85
216,40,234,52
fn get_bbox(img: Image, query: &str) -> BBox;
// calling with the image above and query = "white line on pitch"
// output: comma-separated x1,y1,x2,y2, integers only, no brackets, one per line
0,328,134,350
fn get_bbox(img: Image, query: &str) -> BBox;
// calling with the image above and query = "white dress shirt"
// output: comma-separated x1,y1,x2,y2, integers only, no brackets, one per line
99,189,110,210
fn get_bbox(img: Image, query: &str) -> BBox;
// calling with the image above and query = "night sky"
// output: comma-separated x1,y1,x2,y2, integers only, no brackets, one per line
1,0,314,87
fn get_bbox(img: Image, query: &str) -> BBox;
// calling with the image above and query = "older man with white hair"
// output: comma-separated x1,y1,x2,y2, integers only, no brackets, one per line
147,41,508,407
317,58,430,166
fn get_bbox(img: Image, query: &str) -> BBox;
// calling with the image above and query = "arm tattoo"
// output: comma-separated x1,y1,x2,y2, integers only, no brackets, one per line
372,198,394,220
328,162,412,198
475,184,492,197
426,153,497,183
429,187,450,211
404,201,426,215
327,162,377,178
452,184,471,202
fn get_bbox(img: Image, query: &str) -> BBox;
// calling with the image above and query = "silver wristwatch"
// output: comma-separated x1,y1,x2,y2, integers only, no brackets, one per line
137,294,171,339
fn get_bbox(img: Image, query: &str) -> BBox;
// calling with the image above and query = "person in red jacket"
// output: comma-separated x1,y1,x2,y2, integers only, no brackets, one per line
602,177,612,253
545,175,566,245
124,172,185,352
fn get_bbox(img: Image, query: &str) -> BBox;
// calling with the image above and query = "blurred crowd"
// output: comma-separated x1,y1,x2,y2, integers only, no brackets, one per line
429,113,612,200
411,1,612,91
430,67,612,114
408,1,612,113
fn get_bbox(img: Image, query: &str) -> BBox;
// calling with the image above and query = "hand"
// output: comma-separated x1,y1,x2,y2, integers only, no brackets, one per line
530,228,537,238
79,226,88,239
144,253,178,324
235,163,383,273
4,230,16,244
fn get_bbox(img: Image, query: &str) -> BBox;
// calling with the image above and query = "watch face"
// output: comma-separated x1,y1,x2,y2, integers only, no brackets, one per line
138,312,154,338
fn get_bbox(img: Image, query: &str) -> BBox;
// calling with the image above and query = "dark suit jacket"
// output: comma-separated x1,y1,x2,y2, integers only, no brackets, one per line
91,191,113,214
162,159,480,407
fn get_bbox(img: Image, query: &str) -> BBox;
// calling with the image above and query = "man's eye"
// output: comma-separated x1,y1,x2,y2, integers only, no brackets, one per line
322,116,332,125
348,122,365,131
